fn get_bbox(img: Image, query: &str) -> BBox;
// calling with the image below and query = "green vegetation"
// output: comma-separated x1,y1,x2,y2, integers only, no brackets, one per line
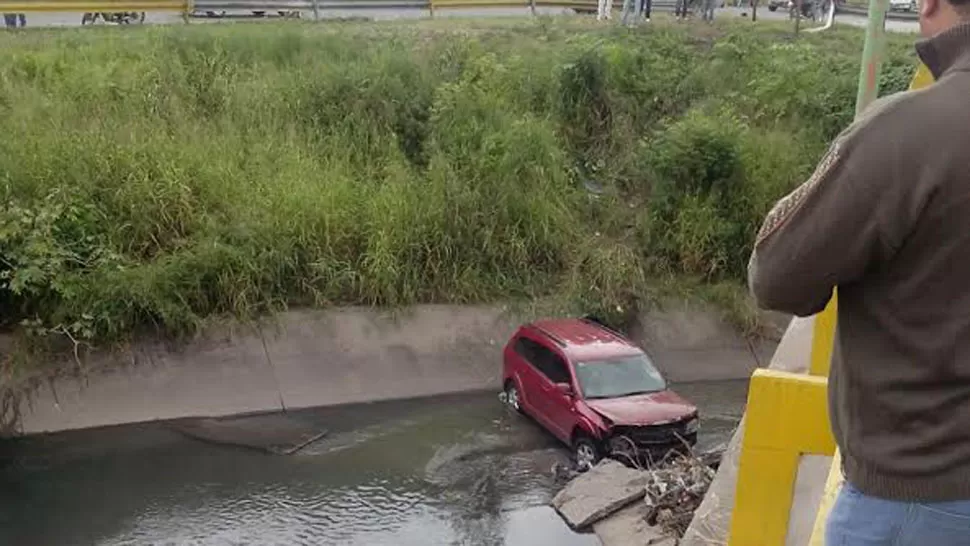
0,18,918,366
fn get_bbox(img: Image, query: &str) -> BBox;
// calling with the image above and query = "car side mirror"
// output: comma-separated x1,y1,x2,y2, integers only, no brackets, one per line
556,383,574,397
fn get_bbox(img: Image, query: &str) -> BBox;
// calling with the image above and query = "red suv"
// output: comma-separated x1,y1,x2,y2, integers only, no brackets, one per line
502,317,699,470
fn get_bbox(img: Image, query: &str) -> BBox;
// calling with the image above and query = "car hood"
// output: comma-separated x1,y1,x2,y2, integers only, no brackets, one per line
585,390,696,426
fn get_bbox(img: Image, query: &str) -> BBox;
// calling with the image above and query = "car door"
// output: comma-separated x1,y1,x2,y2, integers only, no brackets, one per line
530,346,577,442
509,335,554,426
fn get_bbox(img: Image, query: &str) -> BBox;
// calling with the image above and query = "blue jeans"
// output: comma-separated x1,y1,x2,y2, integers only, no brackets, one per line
826,482,970,545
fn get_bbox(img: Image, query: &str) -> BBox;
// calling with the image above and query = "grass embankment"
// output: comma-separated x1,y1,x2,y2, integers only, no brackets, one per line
0,18,917,368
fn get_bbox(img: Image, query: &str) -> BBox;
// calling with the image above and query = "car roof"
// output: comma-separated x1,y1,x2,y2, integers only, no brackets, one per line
526,318,643,361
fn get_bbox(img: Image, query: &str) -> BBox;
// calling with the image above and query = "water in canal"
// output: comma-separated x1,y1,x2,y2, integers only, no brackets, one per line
0,381,747,546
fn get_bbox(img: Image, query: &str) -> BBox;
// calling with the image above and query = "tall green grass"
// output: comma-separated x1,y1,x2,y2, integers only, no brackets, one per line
0,19,918,351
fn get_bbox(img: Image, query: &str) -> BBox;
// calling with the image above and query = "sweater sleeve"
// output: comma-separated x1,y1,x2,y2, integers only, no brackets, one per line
747,119,907,317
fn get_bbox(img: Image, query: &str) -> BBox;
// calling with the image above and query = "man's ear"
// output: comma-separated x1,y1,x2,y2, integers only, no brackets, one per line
921,0,937,19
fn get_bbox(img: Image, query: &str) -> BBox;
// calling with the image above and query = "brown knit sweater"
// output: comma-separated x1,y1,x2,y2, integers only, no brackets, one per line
748,23,970,502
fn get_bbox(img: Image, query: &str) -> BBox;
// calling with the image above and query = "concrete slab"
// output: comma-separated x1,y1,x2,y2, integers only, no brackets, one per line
263,306,517,410
170,413,329,455
552,460,649,530
19,324,282,434
593,503,678,546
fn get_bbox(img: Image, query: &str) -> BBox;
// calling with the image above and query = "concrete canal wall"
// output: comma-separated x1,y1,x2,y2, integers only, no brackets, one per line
11,303,784,435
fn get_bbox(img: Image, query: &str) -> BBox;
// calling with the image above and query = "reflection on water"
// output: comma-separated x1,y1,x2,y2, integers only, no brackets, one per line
0,393,599,546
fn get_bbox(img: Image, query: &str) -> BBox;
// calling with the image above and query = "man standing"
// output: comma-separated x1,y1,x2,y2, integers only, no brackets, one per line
748,0,970,542
3,13,24,27
640,0,652,21
702,0,716,20
674,0,690,19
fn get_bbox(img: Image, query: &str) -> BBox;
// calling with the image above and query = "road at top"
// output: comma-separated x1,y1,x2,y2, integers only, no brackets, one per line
0,380,747,546
9,7,918,33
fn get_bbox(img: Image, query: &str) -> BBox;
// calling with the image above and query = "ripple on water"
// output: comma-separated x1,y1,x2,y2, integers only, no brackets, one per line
103,477,450,546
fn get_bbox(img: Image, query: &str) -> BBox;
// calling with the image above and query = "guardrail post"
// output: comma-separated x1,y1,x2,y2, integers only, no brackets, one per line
727,370,836,546
429,0,435,17
529,0,536,15
311,0,320,20
183,0,193,22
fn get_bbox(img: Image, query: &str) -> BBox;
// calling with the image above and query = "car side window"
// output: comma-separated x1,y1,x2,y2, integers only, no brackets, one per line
537,349,571,384
514,336,571,384
513,337,539,362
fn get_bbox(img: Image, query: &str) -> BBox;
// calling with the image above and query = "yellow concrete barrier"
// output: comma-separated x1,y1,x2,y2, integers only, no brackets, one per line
0,0,185,10
728,369,836,546
809,294,836,377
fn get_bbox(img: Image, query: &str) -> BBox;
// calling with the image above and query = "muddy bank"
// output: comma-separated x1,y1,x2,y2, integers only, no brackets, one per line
7,303,783,435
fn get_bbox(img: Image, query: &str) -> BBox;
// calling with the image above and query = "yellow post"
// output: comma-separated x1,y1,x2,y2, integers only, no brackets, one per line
807,62,935,546
809,295,837,377
728,370,836,545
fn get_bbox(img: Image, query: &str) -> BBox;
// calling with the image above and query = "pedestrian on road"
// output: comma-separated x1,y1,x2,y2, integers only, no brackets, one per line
640,0,652,20
674,0,690,18
620,0,651,24
748,0,970,542
597,0,613,20
3,13,24,28
620,0,637,24
701,0,716,20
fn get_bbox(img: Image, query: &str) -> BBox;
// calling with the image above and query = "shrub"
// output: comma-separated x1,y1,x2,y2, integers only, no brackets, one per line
0,19,919,354
644,109,749,279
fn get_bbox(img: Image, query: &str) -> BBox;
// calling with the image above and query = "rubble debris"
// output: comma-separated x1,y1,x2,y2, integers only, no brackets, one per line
553,447,724,545
642,451,718,539
593,503,679,545
552,459,649,530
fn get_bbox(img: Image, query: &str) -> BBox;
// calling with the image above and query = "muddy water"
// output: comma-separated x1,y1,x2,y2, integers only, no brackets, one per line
0,381,746,546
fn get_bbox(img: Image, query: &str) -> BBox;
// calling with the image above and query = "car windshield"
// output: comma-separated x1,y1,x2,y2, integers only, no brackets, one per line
574,354,666,400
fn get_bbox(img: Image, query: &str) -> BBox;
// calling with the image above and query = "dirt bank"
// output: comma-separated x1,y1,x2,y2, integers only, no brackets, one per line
5,303,781,435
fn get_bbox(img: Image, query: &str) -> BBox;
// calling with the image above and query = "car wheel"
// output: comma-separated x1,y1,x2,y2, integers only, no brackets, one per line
504,380,523,414
768,5,777,10
573,435,601,472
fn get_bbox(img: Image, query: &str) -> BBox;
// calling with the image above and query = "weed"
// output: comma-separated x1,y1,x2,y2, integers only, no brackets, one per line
0,19,919,362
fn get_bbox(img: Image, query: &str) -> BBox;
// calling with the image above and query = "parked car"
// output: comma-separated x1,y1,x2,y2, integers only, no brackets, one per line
889,0,916,11
502,316,699,470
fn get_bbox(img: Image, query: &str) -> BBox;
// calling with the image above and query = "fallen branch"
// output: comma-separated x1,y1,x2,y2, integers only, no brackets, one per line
643,449,720,538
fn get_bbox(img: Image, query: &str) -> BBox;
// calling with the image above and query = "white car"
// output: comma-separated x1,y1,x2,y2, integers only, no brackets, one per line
890,0,917,11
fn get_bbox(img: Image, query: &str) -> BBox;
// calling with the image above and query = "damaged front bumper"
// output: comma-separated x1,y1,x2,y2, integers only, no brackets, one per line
604,418,700,466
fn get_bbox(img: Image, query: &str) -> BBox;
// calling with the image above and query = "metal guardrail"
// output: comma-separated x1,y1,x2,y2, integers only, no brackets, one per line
837,2,917,18
192,0,427,10
0,0,683,15
0,0,183,10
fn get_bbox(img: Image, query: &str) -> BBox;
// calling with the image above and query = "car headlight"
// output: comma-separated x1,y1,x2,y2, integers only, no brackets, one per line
685,417,700,434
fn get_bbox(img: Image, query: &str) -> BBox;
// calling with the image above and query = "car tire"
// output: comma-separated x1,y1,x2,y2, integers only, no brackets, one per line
768,5,777,10
504,380,524,415
573,435,601,472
